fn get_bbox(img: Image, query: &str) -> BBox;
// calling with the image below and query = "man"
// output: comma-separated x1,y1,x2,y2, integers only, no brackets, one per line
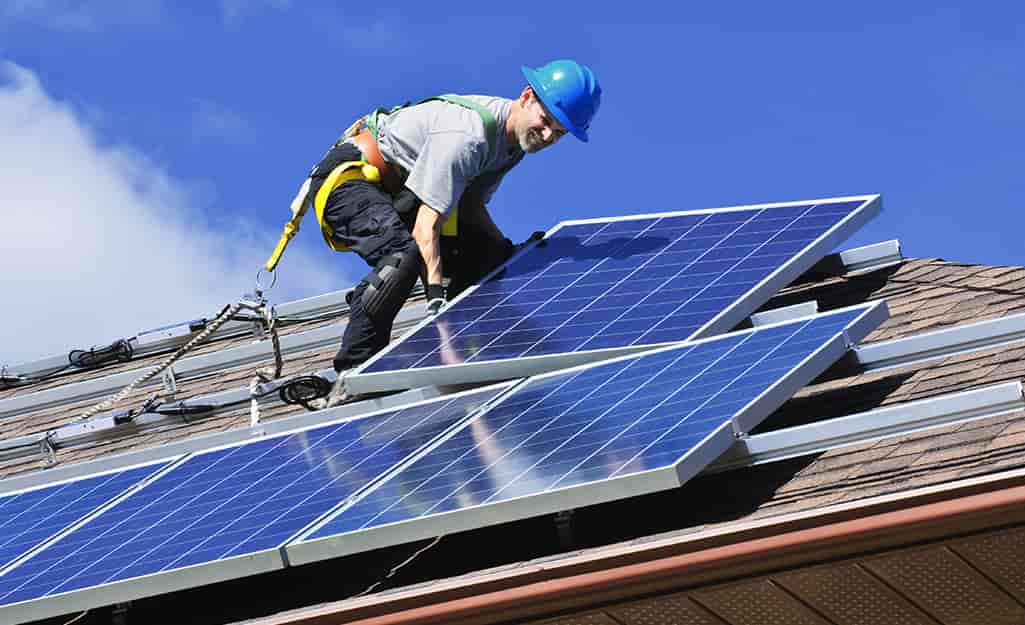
309,60,601,407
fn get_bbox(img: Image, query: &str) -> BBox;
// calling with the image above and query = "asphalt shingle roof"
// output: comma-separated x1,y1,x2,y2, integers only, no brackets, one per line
5,255,1025,625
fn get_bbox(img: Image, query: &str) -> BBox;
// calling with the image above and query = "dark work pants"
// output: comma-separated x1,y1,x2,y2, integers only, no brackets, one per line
311,143,420,373
311,143,516,374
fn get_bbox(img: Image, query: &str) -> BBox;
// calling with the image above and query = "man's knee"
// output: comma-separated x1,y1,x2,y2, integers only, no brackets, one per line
360,241,422,321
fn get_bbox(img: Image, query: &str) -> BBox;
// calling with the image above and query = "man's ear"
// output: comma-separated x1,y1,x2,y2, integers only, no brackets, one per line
518,85,533,105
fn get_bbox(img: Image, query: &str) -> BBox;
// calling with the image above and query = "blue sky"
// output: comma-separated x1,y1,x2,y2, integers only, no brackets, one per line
1,1,1023,363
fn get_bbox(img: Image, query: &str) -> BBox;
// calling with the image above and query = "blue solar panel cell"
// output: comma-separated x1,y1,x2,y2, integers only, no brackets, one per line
302,304,883,548
0,462,169,573
352,197,879,393
0,387,504,607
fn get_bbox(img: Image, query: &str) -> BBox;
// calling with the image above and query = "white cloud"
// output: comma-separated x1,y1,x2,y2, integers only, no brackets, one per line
190,98,251,144
0,0,167,33
220,0,292,28
0,61,350,365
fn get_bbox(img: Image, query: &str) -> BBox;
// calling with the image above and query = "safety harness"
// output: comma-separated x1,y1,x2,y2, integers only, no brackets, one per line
264,95,499,272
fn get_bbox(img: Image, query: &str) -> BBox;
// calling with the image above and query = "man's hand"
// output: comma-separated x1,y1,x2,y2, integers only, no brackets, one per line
426,284,446,316
413,203,444,286
517,230,546,251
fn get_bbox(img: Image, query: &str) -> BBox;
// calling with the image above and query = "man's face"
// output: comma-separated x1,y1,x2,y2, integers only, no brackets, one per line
515,88,568,153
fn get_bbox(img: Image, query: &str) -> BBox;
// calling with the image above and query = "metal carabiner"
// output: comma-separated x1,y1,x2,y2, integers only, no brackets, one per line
255,267,278,298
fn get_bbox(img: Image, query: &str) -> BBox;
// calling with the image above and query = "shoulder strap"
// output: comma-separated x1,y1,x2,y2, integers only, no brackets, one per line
431,95,498,160
365,95,499,161
365,103,405,143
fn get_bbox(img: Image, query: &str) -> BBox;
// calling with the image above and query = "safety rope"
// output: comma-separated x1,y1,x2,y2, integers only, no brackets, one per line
267,305,283,379
249,377,262,427
79,298,255,420
248,301,286,426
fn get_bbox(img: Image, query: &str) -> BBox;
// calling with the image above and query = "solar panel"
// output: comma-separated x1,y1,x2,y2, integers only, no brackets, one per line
287,302,887,563
347,195,881,394
0,461,171,574
0,385,507,621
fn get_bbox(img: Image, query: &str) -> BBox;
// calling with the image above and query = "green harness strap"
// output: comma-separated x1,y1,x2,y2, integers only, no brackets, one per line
366,94,498,163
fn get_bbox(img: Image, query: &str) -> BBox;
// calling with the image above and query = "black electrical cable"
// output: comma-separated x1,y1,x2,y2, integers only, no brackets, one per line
1,339,135,390
68,339,133,369
278,375,333,411
150,404,218,417
117,375,333,422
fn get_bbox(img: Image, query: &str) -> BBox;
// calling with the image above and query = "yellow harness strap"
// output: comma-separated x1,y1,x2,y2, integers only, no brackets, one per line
264,178,313,272
441,207,458,236
313,161,381,252
262,160,381,271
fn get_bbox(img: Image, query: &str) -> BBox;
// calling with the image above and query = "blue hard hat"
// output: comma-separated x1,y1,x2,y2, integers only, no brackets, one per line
521,60,601,142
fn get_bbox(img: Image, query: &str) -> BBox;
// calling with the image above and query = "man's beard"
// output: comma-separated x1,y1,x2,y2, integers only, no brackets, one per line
518,127,546,153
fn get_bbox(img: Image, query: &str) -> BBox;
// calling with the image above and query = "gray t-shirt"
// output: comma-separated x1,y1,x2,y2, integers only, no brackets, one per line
372,95,523,217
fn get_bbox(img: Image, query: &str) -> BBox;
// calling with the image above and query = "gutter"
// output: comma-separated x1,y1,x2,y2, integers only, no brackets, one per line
239,467,1025,625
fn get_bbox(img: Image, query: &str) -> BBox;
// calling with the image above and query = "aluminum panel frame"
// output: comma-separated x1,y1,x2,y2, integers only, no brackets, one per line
0,549,283,625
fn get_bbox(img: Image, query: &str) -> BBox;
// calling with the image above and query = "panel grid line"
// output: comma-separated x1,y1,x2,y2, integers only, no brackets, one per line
162,403,434,566
487,340,725,500
628,203,820,346
468,213,717,363
35,430,310,598
512,212,721,354
222,397,485,555
397,219,621,370
2,411,372,596
0,475,128,568
420,217,666,369
0,463,170,577
340,375,587,524
572,208,769,351
420,349,684,516
608,317,816,477
333,372,596,527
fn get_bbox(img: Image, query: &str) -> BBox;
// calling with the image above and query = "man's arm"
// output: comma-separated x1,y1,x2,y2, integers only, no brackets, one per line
413,202,444,290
